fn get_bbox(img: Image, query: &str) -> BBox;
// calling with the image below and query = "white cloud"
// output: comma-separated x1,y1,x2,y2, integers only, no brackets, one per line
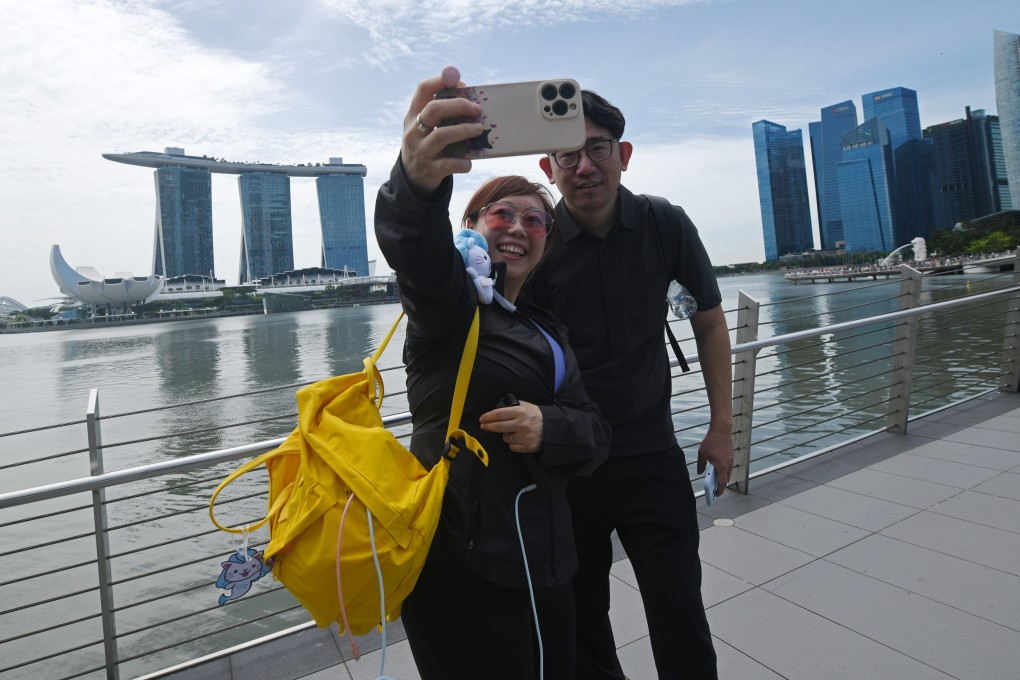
0,1,288,304
314,0,714,66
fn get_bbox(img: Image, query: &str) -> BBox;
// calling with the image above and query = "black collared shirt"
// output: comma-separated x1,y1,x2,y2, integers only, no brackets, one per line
525,185,721,456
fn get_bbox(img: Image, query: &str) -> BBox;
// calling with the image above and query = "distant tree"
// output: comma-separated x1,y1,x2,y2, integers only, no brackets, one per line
968,231,1014,254
929,229,971,256
26,306,54,319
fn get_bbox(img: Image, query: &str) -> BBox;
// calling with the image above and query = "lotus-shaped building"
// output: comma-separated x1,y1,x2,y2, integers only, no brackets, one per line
50,245,164,306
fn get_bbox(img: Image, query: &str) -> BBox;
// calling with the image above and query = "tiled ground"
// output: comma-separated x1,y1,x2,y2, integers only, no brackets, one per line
161,391,1020,680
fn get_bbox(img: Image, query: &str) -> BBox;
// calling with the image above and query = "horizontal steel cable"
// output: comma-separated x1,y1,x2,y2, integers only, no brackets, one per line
751,399,891,461
0,557,96,588
0,500,92,529
0,632,104,675
113,603,306,665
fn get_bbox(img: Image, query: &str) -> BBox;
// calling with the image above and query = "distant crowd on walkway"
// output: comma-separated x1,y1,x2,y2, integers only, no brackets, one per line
786,250,1016,279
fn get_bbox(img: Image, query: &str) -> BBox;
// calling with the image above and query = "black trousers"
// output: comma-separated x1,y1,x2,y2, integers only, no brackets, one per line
570,445,718,680
401,529,576,680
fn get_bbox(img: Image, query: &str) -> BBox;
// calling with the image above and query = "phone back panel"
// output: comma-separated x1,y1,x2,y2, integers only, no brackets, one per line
436,79,586,159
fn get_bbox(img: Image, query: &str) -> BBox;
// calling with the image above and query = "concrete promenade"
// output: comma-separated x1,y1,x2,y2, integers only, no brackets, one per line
163,390,1020,680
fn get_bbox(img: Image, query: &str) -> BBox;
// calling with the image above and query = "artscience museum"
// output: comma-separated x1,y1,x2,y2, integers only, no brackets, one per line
49,245,164,307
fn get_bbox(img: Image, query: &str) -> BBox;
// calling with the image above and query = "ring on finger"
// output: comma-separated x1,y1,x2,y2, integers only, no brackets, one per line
415,113,433,134
508,432,516,445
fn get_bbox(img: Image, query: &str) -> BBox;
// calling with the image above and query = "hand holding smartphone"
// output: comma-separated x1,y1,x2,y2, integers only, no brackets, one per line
434,79,586,159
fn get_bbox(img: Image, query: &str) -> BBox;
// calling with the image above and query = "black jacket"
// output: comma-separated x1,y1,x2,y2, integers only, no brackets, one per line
375,158,611,589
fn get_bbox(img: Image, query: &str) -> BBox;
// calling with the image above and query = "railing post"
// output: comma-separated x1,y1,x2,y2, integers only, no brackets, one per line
1001,250,1020,392
87,389,120,680
887,266,922,433
731,291,760,494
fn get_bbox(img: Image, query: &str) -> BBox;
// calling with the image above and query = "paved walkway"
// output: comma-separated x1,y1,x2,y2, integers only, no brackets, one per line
163,391,1020,680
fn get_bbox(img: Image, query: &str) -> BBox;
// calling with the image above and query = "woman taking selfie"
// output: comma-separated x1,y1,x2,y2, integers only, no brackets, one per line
374,66,610,680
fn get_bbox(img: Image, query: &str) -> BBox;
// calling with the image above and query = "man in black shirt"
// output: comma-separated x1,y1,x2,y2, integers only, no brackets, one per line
525,90,734,679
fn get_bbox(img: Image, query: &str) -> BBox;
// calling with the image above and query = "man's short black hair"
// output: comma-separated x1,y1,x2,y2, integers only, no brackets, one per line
581,90,625,140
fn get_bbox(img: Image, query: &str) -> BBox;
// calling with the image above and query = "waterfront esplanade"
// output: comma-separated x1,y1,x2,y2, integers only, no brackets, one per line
103,148,369,285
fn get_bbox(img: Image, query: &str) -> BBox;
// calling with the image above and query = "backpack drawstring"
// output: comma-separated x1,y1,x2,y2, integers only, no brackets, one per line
367,507,399,680
336,494,399,679
336,493,361,660
514,484,542,680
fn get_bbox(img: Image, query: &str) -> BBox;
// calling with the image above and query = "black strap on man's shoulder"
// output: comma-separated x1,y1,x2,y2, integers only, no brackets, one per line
644,194,690,373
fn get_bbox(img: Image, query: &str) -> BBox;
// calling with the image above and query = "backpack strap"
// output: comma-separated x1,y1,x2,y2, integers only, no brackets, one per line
644,194,691,373
208,445,297,533
444,308,488,465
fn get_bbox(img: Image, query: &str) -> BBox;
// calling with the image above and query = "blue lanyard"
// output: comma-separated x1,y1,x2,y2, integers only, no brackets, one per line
531,321,565,394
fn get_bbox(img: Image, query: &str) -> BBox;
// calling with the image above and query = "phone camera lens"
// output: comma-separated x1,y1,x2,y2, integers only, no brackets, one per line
541,84,558,101
552,100,568,116
558,82,576,99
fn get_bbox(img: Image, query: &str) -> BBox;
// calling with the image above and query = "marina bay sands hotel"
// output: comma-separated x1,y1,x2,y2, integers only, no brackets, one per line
103,148,369,285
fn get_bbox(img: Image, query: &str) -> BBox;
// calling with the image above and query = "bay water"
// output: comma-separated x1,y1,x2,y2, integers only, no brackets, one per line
0,270,1011,677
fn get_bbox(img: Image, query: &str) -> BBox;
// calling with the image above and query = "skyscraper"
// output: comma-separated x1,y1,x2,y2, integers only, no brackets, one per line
994,29,1020,210
153,162,215,278
926,108,1012,231
838,118,896,253
238,173,295,283
752,120,815,261
862,86,934,247
892,139,936,244
810,101,859,249
990,115,1014,211
862,87,922,151
317,172,369,276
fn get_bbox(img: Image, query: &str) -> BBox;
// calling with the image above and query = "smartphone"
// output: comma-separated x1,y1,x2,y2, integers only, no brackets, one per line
703,463,717,506
435,79,586,159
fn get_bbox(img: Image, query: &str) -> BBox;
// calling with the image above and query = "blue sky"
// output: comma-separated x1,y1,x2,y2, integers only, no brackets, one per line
1,0,1016,305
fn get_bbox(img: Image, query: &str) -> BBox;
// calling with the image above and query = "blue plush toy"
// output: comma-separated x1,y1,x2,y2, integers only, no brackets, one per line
454,228,494,304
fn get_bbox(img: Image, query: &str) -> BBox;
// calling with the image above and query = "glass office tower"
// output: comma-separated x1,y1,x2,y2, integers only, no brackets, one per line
892,139,936,245
752,120,815,261
995,29,1020,210
316,174,369,276
990,119,1013,210
153,166,215,278
809,101,858,250
862,86,933,246
238,173,294,283
863,87,921,152
926,108,1011,231
838,118,896,253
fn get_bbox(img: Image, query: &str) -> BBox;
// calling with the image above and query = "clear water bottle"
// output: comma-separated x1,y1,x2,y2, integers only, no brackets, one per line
667,281,698,320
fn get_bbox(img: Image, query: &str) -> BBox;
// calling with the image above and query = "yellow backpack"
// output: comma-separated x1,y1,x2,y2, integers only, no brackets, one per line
209,309,488,640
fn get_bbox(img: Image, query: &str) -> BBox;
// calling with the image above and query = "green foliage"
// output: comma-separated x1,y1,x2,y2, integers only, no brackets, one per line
929,210,1020,255
929,229,971,256
25,307,54,320
967,231,1014,254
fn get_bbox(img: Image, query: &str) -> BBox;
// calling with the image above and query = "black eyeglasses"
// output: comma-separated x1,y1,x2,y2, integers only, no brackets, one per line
477,202,553,238
552,139,617,169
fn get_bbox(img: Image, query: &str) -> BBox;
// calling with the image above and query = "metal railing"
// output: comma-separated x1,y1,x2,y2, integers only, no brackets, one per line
2,261,1019,679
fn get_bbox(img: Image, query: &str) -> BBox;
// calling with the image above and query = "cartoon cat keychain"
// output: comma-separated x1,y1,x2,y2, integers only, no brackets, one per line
215,526,272,606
